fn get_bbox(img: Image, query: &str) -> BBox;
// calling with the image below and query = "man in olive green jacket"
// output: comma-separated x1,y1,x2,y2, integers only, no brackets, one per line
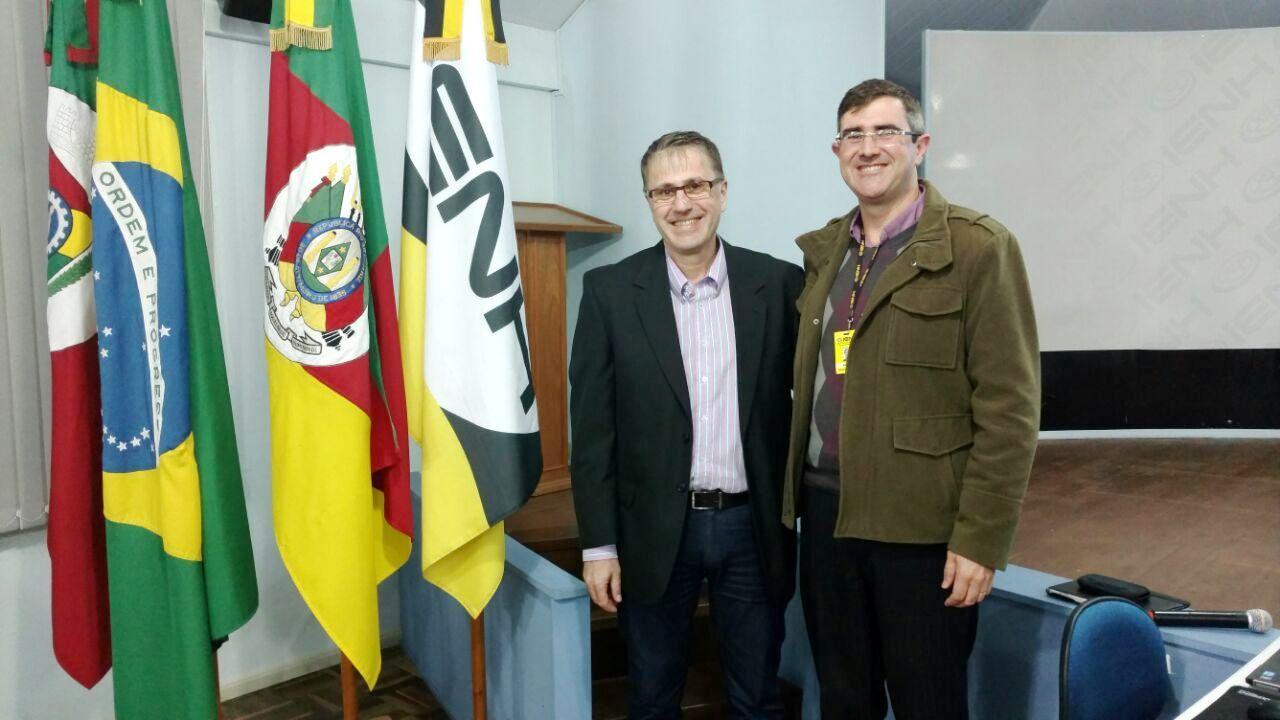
785,79,1040,719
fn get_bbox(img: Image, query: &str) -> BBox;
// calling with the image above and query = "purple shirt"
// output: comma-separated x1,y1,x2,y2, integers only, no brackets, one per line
583,242,746,563
850,185,926,247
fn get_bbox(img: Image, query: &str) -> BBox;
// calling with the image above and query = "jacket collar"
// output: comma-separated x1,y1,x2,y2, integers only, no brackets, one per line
631,239,766,429
797,180,954,274
631,238,755,287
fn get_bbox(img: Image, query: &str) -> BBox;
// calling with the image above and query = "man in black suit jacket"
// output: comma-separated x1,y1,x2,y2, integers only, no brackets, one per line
570,131,803,719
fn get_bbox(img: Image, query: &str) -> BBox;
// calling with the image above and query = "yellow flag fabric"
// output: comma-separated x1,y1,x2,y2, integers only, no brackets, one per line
267,344,410,679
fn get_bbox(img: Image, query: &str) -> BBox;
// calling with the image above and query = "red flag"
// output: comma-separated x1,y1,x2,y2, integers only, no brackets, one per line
44,0,110,688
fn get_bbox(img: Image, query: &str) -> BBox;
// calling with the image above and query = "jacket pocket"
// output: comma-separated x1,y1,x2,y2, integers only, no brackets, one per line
892,414,973,456
890,414,973,523
885,287,963,369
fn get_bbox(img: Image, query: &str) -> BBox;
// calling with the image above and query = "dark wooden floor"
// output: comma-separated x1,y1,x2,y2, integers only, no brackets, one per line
223,438,1280,717
1011,438,1280,614
221,649,445,720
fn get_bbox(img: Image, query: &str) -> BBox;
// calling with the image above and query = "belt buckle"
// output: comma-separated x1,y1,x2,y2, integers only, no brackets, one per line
690,490,719,510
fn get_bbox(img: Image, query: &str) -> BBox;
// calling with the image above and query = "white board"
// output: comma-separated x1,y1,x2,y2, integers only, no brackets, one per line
924,28,1280,351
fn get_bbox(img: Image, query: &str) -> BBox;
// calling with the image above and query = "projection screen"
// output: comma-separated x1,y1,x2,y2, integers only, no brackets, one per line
923,28,1280,352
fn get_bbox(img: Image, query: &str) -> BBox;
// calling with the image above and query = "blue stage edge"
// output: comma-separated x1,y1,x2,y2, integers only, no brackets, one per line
398,489,591,720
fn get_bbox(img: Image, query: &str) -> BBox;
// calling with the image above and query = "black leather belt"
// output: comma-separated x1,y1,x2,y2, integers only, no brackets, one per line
689,489,749,510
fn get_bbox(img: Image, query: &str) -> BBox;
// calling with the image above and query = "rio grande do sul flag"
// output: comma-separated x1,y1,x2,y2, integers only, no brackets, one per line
91,0,259,717
44,0,110,690
400,0,541,618
264,0,413,689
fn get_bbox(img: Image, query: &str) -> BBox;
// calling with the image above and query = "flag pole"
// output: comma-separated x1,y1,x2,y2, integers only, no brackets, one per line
472,613,487,720
339,653,359,720
214,650,225,720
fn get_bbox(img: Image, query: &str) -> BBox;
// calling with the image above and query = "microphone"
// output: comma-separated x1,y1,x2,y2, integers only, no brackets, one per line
1147,608,1273,633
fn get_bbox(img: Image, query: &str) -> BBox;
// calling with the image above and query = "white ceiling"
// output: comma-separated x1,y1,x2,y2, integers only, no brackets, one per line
501,0,589,30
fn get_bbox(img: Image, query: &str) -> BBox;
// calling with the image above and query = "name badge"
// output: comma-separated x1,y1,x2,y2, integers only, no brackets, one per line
833,329,855,375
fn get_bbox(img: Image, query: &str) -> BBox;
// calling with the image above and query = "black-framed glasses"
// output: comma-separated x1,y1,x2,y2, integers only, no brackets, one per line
833,128,921,146
645,178,724,204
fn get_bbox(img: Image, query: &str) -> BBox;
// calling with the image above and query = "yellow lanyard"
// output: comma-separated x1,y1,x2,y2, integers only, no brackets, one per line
844,236,880,330
834,236,880,376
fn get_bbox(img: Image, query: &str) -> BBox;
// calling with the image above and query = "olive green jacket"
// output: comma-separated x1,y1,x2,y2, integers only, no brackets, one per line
782,181,1040,570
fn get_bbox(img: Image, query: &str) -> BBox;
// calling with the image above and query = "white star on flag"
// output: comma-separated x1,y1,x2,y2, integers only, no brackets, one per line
130,437,141,447
140,428,151,439
100,348,109,358
102,327,113,337
106,435,116,444
160,326,171,338
94,270,101,280
116,442,127,451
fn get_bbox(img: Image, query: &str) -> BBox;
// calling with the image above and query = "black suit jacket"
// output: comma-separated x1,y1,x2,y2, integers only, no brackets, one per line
569,240,804,605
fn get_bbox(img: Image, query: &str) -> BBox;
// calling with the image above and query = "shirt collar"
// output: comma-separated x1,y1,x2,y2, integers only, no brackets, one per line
850,183,927,245
666,239,728,300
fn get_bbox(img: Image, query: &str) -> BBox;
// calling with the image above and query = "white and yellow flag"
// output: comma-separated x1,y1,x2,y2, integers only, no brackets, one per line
399,0,541,618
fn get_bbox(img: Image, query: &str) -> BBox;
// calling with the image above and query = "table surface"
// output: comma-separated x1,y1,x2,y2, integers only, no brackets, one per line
1174,635,1280,719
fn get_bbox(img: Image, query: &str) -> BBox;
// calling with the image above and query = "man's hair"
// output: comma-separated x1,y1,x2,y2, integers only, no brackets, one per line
836,79,925,133
640,131,725,187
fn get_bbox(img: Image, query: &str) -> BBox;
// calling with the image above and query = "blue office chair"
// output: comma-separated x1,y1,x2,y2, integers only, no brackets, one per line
1060,596,1172,720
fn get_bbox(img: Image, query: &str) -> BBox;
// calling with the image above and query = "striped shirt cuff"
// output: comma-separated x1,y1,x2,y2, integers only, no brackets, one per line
582,545,618,562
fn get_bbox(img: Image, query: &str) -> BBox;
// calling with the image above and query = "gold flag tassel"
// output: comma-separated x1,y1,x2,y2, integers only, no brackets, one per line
485,37,508,66
270,0,333,52
423,0,462,61
481,0,508,66
270,23,333,52
423,37,461,61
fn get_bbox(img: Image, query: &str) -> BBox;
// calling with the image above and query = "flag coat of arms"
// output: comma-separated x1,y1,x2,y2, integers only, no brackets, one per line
400,0,541,618
264,0,413,689
90,0,259,717
44,0,111,690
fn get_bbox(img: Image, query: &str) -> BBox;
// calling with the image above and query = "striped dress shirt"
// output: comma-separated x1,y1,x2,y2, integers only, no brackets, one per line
666,244,748,494
582,242,747,563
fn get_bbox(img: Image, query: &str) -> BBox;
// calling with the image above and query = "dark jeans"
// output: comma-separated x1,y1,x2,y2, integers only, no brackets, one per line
799,484,978,720
618,503,786,720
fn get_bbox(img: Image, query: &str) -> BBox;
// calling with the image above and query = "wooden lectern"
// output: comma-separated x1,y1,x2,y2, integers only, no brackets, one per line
514,202,621,496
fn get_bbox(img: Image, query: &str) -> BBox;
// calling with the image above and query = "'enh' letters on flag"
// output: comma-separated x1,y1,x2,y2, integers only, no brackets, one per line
400,0,542,619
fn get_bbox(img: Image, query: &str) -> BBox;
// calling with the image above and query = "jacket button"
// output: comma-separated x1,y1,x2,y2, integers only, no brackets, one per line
812,318,820,325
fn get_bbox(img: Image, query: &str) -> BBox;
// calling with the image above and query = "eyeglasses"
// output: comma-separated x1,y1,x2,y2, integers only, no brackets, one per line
833,128,921,146
645,178,724,204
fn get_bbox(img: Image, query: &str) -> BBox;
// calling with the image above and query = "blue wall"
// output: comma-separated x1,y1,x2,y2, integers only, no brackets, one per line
553,0,887,354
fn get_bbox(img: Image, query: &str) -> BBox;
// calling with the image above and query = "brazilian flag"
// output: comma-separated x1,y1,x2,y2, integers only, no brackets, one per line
91,0,258,717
